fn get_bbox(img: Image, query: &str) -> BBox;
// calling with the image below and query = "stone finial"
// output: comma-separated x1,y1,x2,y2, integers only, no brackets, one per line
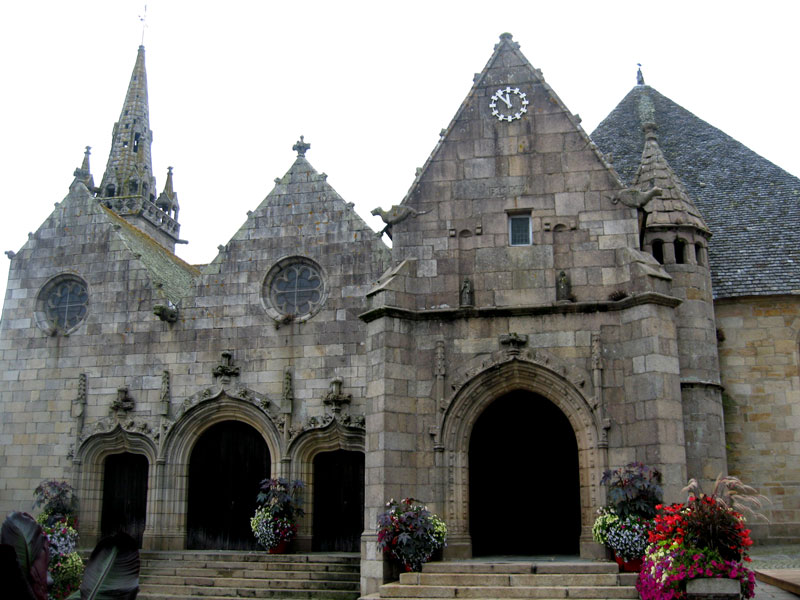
323,377,352,415
642,121,659,141
212,351,240,382
499,332,528,356
637,63,645,86
111,387,135,413
293,135,310,157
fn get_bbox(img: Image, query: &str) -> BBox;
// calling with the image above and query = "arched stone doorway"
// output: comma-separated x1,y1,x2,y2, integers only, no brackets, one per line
469,390,580,555
186,420,270,549
101,452,149,547
439,358,605,559
312,449,364,551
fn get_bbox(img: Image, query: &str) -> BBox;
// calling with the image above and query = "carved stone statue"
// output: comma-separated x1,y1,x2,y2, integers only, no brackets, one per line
459,277,474,307
370,204,430,239
556,270,571,302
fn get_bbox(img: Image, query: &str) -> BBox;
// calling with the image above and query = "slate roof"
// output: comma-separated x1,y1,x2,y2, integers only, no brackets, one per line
591,85,800,299
100,204,199,304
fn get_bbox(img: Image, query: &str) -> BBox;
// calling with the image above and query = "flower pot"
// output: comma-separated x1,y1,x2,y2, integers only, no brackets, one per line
686,577,741,600
614,553,643,572
269,540,289,554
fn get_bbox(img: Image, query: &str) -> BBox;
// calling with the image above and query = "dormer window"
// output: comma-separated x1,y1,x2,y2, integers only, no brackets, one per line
508,214,532,246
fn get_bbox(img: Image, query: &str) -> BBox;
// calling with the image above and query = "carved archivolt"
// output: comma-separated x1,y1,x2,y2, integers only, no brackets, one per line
438,357,606,546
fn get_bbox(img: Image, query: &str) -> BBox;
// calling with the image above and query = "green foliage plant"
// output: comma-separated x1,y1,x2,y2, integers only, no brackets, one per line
376,498,447,572
591,507,620,546
37,515,84,599
252,478,305,551
256,478,305,522
601,462,663,519
67,532,140,600
33,481,79,527
0,511,50,600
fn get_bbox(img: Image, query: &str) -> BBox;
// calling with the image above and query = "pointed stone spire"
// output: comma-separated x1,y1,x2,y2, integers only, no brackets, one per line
634,122,709,233
71,146,95,191
156,166,179,220
97,46,182,251
98,45,156,201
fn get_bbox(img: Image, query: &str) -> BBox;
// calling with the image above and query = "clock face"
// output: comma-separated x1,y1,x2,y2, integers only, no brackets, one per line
489,86,529,122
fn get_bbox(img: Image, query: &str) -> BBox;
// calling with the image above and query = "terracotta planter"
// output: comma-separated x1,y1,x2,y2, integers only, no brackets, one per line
269,539,289,554
614,553,643,572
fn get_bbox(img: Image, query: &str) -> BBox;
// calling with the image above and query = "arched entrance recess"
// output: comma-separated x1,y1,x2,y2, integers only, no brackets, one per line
440,358,603,558
101,453,149,547
160,394,282,550
187,421,270,549
74,426,158,548
288,420,365,552
469,391,579,555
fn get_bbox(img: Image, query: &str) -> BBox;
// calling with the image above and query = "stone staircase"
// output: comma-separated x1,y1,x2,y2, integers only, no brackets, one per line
363,560,639,600
137,550,361,599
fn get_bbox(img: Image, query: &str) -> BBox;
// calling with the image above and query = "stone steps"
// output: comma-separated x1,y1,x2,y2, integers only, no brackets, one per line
137,551,361,600
365,560,638,600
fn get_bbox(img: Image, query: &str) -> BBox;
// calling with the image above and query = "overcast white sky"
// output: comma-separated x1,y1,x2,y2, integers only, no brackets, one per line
1,1,798,308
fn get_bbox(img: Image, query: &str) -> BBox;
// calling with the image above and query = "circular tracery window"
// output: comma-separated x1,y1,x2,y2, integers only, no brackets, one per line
263,257,326,321
35,274,89,334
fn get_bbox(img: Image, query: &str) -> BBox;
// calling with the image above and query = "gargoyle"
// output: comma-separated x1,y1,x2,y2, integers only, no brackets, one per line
371,205,430,239
613,187,663,208
612,187,663,250
153,303,178,323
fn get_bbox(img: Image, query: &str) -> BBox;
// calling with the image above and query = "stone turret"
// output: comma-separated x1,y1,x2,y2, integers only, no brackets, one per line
634,120,726,488
97,45,181,251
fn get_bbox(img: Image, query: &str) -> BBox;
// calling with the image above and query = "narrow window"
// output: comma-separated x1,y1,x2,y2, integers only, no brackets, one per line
509,215,532,246
675,239,686,264
129,181,139,194
133,133,140,153
695,243,704,266
105,185,116,197
652,239,664,264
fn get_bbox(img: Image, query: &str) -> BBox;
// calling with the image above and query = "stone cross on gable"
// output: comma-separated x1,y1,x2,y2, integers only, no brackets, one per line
293,136,310,157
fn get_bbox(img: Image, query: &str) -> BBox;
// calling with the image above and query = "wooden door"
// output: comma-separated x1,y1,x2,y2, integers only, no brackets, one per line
313,450,364,551
101,453,148,547
187,421,270,549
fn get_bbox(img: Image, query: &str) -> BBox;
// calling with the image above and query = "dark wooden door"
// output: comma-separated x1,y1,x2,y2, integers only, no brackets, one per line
187,421,270,549
313,450,364,551
469,391,581,556
101,453,148,548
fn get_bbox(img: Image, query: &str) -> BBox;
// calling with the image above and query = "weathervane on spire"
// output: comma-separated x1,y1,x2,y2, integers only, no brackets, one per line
637,63,645,86
139,4,148,46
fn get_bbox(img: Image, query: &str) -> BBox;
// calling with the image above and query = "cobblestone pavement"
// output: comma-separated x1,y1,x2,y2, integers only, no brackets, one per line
751,545,800,599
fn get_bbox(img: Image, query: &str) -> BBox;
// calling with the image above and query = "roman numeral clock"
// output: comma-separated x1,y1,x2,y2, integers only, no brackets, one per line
489,86,529,122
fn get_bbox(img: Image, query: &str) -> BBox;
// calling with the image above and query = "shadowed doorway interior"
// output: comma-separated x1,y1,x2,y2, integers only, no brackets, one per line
469,390,580,556
187,421,270,550
101,452,148,548
312,449,364,551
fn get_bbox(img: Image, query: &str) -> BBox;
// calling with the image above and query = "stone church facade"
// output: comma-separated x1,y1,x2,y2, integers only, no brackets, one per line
0,34,797,595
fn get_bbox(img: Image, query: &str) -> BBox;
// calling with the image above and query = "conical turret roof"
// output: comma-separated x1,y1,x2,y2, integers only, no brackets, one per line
634,123,709,233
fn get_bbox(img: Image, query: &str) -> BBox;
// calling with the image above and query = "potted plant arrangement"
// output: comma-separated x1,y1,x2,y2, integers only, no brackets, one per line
593,462,663,571
32,480,84,599
250,478,304,553
376,497,447,573
636,476,766,600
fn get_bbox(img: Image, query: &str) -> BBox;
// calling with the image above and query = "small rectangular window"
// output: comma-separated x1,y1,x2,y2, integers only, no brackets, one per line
509,215,532,246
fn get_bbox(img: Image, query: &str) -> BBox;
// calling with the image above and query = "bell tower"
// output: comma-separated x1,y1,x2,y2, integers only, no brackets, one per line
98,45,182,251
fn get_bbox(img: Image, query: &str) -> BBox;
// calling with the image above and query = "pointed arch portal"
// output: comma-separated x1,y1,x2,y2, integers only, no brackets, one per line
469,390,580,555
186,420,270,550
101,452,149,547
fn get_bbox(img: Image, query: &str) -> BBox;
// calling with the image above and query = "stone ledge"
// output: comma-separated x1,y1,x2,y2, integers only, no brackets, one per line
359,292,681,323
